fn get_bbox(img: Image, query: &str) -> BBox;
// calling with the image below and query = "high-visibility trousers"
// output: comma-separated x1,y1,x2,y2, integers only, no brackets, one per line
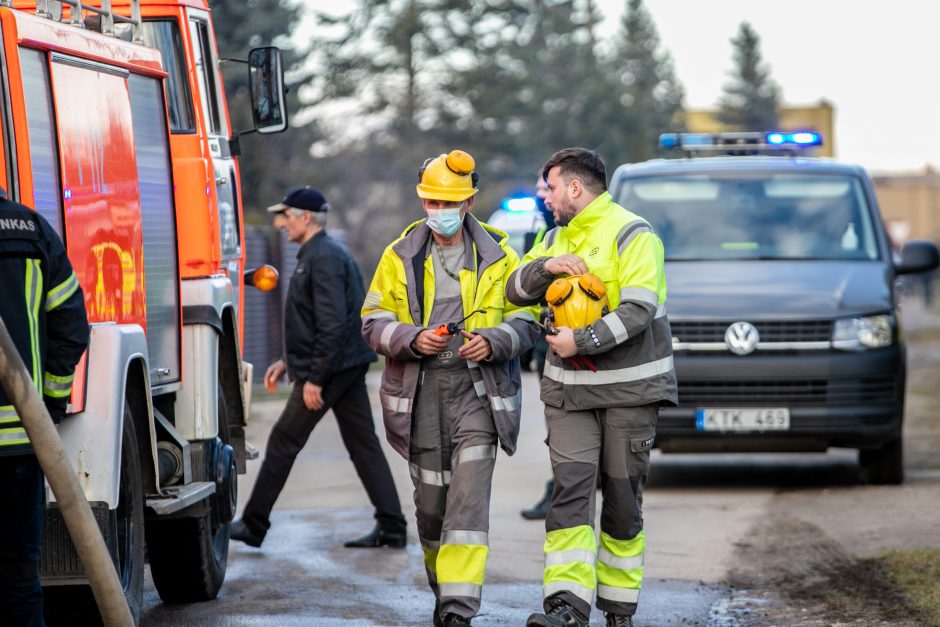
410,365,498,620
540,403,658,618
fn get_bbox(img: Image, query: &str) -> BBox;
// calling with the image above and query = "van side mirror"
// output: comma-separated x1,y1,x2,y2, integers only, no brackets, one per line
248,46,288,134
895,240,940,275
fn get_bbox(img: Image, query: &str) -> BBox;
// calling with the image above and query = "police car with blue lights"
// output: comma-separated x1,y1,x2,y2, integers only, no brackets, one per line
486,194,546,257
608,131,939,483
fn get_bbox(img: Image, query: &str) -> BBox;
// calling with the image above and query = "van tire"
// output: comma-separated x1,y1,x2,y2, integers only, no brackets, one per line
44,402,145,625
146,385,232,602
860,437,904,485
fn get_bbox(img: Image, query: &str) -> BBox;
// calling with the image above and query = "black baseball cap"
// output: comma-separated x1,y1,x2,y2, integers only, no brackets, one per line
266,187,330,213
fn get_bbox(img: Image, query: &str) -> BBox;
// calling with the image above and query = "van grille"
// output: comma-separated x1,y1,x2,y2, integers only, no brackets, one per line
671,320,833,343
678,376,897,406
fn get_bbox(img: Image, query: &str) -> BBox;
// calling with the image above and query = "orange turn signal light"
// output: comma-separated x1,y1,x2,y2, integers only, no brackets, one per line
246,265,279,291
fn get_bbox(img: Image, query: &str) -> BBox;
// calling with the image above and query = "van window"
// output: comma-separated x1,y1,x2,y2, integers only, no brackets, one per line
141,20,196,133
19,48,62,234
618,173,880,262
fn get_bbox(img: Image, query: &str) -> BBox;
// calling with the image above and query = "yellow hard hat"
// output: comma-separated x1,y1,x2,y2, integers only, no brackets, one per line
417,149,479,202
545,274,608,329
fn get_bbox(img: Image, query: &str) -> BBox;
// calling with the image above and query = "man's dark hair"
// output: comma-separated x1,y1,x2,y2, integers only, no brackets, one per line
541,148,607,194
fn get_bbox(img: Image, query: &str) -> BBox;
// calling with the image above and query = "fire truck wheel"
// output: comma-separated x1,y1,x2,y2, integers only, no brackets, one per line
146,385,232,602
44,402,145,625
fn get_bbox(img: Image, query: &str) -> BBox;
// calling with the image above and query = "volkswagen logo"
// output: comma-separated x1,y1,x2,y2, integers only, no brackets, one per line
725,321,759,355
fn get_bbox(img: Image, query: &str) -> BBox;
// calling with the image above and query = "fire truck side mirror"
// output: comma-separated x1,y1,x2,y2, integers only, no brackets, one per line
245,265,279,291
248,46,288,134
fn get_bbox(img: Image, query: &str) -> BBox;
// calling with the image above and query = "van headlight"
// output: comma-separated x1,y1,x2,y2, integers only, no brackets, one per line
832,314,894,350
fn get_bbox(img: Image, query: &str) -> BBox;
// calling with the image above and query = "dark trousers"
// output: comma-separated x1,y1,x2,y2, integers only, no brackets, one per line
242,364,406,537
0,454,45,627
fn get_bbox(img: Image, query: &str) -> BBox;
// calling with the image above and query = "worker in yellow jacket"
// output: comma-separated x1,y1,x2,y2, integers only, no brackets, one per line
507,148,678,627
361,149,539,627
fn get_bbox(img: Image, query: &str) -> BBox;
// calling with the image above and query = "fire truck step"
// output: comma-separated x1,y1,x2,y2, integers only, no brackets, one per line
146,481,216,515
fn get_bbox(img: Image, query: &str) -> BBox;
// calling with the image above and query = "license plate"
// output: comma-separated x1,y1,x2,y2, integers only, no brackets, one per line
695,408,790,432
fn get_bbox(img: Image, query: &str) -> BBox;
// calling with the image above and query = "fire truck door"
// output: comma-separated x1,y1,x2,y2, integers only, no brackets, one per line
187,10,241,314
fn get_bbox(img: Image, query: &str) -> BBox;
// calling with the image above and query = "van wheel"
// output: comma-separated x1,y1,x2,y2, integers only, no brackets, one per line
44,402,145,625
147,386,233,602
860,437,904,485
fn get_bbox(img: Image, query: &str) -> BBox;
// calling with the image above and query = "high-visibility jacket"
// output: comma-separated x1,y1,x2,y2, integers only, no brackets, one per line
0,197,89,456
507,192,677,409
361,214,540,458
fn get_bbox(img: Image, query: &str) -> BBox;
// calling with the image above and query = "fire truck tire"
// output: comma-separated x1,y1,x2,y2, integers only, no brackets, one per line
44,402,145,625
860,436,904,485
146,385,232,602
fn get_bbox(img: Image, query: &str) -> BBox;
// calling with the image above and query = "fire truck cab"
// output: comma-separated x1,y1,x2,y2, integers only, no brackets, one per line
2,0,286,622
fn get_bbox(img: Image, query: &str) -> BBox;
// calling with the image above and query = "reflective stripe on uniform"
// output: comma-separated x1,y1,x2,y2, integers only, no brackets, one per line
473,380,486,397
442,530,488,546
456,444,496,465
438,529,489,592
597,585,640,604
379,320,402,354
616,222,653,256
45,272,78,312
0,405,18,424
490,393,520,413
543,356,674,386
596,531,644,602
618,287,658,307
438,582,482,599
543,525,597,603
495,322,520,355
381,393,412,413
25,259,42,388
600,312,628,344
512,268,538,301
43,372,74,399
0,427,29,446
421,542,440,579
410,463,451,487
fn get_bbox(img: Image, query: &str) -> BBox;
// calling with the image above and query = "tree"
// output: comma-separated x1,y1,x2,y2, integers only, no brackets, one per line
717,22,781,131
210,0,322,222
611,0,685,162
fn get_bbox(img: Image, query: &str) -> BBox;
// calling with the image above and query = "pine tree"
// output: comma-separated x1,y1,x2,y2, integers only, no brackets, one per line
611,0,685,162
717,22,781,131
209,0,320,221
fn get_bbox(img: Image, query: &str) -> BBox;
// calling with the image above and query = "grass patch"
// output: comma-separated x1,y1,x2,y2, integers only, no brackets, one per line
876,548,940,626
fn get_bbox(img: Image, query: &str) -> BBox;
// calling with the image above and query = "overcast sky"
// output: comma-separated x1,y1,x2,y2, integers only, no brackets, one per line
592,0,938,173
302,0,938,173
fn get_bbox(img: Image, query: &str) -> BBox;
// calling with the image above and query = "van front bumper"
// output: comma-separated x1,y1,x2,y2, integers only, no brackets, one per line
656,345,904,453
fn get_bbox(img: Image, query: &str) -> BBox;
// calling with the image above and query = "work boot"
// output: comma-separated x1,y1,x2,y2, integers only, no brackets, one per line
606,613,634,627
343,523,406,548
442,613,472,626
520,480,554,520
230,519,264,548
526,598,589,627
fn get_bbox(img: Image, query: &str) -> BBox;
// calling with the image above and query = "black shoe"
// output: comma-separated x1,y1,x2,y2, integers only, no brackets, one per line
521,480,554,520
606,613,634,627
526,599,589,627
230,519,264,548
343,523,406,548
433,600,443,627
442,613,472,626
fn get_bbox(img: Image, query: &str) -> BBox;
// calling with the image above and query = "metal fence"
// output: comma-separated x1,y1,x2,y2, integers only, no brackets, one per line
242,225,300,384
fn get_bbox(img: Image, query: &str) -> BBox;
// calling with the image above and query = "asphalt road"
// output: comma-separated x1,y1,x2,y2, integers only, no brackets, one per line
140,298,940,626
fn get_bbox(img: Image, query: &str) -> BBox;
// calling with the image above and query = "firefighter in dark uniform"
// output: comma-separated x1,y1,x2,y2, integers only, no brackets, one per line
231,186,406,549
0,190,89,626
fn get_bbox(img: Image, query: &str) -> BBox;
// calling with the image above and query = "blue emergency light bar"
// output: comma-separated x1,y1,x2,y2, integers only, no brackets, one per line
659,130,823,152
501,196,537,213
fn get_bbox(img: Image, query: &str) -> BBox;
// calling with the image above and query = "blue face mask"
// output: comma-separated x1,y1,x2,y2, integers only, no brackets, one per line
427,206,464,237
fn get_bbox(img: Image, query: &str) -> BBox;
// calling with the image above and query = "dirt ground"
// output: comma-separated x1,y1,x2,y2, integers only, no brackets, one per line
711,298,940,626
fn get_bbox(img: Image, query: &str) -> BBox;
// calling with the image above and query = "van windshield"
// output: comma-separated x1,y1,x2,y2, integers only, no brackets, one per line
616,173,880,261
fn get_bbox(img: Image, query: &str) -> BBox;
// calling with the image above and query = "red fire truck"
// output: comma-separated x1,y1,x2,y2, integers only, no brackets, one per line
3,0,286,621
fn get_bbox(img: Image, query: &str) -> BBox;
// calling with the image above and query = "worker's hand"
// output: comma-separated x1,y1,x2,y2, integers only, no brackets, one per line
458,330,492,362
303,381,325,411
264,359,287,393
545,326,578,358
544,254,589,277
412,329,450,356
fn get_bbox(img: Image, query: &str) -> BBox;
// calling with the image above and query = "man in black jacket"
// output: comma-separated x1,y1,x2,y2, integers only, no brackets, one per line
0,192,88,626
231,187,406,549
